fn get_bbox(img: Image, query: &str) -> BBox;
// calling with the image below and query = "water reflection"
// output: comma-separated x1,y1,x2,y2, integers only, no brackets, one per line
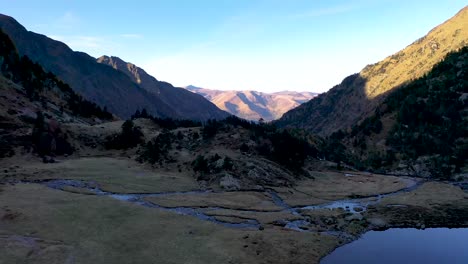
321,228,468,264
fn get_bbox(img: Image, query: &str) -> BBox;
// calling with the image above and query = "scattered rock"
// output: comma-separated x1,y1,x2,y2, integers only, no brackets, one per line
324,217,337,225
345,213,364,222
214,159,224,169
354,207,364,212
219,173,241,191
42,156,55,163
2,211,21,220
368,218,387,228
272,220,288,227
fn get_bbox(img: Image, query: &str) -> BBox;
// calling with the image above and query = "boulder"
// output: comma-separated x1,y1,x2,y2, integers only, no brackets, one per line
345,213,364,222
219,173,241,191
368,217,387,228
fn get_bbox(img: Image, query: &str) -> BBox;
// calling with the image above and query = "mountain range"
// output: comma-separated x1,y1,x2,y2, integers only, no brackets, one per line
1,7,466,178
0,14,229,121
185,85,317,121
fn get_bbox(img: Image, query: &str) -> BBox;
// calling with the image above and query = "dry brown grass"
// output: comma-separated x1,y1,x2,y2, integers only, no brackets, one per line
274,171,411,207
0,183,340,264
9,157,200,193
379,182,468,208
363,7,468,99
146,191,282,211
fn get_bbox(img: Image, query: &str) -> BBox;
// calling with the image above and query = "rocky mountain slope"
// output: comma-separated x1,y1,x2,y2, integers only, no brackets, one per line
185,85,317,121
0,29,113,158
0,14,228,121
276,6,468,136
97,56,228,121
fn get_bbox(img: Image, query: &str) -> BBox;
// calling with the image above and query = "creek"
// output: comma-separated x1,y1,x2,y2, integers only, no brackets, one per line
27,177,422,232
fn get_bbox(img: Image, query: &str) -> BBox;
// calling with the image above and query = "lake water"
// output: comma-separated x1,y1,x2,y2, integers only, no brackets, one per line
321,228,468,264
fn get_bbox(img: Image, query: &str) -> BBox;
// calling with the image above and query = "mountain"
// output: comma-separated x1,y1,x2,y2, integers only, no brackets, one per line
0,14,229,121
185,85,317,121
0,29,114,158
323,46,468,178
96,56,228,121
276,6,468,136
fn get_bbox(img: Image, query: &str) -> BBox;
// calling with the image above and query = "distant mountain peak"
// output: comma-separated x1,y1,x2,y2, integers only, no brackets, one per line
184,85,317,121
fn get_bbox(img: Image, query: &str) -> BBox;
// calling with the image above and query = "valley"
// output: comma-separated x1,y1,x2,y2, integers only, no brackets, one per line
0,3,467,264
1,154,466,264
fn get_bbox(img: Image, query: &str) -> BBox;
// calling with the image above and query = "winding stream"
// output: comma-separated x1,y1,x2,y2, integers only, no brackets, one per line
41,179,261,229
22,176,424,232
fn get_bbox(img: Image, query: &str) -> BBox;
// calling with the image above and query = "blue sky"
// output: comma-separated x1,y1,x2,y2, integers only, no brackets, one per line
1,0,466,93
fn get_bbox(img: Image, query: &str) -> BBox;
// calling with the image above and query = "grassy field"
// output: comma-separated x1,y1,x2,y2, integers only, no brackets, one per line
272,171,412,207
2,157,200,193
1,156,467,263
145,191,282,211
0,183,339,264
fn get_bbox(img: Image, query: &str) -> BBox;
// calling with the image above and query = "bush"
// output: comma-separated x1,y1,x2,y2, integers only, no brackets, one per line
192,155,209,173
202,119,221,139
222,156,234,170
131,109,201,129
138,131,174,164
240,143,249,153
105,120,144,149
31,112,73,156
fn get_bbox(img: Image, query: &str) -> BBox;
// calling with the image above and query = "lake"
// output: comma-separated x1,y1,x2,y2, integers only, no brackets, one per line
321,228,468,264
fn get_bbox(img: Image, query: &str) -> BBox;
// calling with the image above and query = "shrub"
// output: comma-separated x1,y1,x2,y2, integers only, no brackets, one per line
138,131,173,164
105,120,144,149
201,119,220,139
192,155,209,173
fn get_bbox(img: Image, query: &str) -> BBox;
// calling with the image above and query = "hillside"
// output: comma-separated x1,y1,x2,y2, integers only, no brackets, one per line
97,56,229,121
276,6,468,136
0,29,113,158
185,85,317,121
323,46,468,179
0,14,228,121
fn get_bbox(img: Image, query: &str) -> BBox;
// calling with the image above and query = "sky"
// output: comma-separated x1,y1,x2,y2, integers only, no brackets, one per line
1,0,466,93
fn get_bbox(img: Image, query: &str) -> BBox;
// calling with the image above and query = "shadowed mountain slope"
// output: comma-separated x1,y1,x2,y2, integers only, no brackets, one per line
0,29,114,157
97,56,229,121
0,14,228,121
276,6,468,136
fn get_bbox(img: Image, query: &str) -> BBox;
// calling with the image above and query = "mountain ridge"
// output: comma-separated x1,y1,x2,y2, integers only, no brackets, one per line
185,85,317,121
0,14,229,121
276,6,468,135
97,56,230,120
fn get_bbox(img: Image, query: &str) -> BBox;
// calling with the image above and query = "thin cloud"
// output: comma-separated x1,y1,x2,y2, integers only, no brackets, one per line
120,34,144,39
56,11,81,29
292,5,355,19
